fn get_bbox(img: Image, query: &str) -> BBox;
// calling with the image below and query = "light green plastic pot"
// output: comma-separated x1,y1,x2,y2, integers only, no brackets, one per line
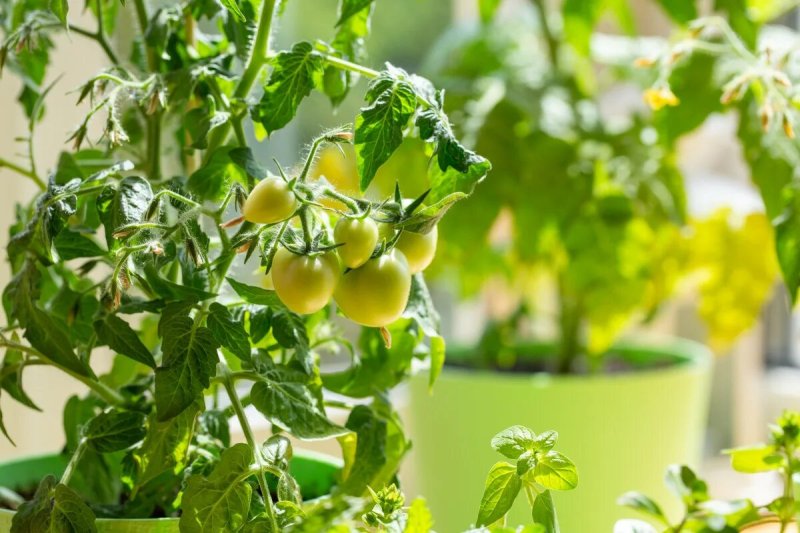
0,450,342,532
406,338,712,533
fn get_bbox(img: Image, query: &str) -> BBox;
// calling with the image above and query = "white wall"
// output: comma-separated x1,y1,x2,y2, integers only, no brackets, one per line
0,13,107,460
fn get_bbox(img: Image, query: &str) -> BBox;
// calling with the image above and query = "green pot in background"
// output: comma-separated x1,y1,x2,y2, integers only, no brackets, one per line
0,450,342,532
405,338,712,533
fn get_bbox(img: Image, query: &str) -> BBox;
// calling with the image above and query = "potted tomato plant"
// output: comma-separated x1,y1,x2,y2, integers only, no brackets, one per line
402,1,780,531
0,0,490,530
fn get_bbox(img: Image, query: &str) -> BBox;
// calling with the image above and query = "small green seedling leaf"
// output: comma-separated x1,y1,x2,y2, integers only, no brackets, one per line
476,461,521,526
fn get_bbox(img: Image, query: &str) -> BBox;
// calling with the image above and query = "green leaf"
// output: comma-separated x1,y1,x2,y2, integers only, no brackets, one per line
491,426,537,459
617,492,667,523
249,307,272,342
1,335,41,411
426,153,491,205
11,475,97,533
336,0,374,25
533,451,578,491
417,104,491,176
403,274,440,337
428,335,445,391
478,0,502,22
96,176,153,248
251,376,346,440
180,443,253,533
53,229,105,260
229,147,269,180
84,410,146,453
94,314,156,368
207,303,252,362
476,461,521,526
271,311,312,373
774,184,800,302
129,403,200,491
531,490,559,533
354,68,417,190
49,0,69,26
155,302,220,420
652,0,696,23
0,390,13,445
251,42,324,135
724,444,781,473
219,0,246,21
188,147,248,202
323,321,418,398
324,1,372,106
404,498,433,533
338,402,409,496
664,465,708,505
226,277,285,307
25,306,92,378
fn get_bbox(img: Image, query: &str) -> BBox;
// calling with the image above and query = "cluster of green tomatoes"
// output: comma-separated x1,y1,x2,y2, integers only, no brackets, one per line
241,175,437,328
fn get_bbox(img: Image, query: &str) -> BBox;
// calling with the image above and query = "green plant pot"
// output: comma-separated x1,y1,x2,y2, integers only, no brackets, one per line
0,450,342,532
406,338,712,533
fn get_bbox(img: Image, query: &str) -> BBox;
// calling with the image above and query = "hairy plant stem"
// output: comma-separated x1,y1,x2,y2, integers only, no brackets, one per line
0,337,125,405
0,157,44,189
203,0,277,160
220,367,278,530
60,438,88,485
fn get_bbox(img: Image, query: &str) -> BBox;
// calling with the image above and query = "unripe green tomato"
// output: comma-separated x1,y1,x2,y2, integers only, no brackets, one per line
395,226,438,274
334,217,379,269
243,177,298,224
271,247,339,314
334,249,411,327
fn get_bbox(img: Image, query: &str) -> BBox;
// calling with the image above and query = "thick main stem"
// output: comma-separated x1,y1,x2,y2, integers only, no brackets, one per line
60,438,88,486
204,0,277,159
221,369,278,530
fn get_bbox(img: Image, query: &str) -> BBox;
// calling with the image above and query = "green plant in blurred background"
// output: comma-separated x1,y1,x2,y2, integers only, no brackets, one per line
617,411,800,532
419,0,780,373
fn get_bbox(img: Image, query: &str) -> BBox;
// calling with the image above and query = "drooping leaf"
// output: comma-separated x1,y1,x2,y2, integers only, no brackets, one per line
25,306,92,378
11,475,97,533
226,277,285,307
354,67,417,190
180,444,253,533
219,0,246,21
336,0,374,25
617,492,668,524
251,374,346,440
417,103,490,176
94,314,156,368
49,0,69,26
155,301,220,420
96,176,153,248
251,42,324,135
531,490,559,533
403,274,440,337
476,461,521,526
84,410,147,453
129,402,200,491
1,334,40,411
188,147,248,202
207,303,252,362
338,402,409,496
53,229,105,260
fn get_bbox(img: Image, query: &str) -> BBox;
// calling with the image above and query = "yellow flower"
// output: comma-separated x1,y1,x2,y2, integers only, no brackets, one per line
643,87,679,110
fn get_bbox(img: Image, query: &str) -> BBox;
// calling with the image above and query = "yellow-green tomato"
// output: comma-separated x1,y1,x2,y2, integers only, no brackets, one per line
243,177,297,224
334,217,379,269
395,226,438,274
334,249,411,327
271,248,339,314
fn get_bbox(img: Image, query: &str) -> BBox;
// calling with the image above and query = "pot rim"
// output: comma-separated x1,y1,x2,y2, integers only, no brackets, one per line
436,335,712,382
0,448,343,523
